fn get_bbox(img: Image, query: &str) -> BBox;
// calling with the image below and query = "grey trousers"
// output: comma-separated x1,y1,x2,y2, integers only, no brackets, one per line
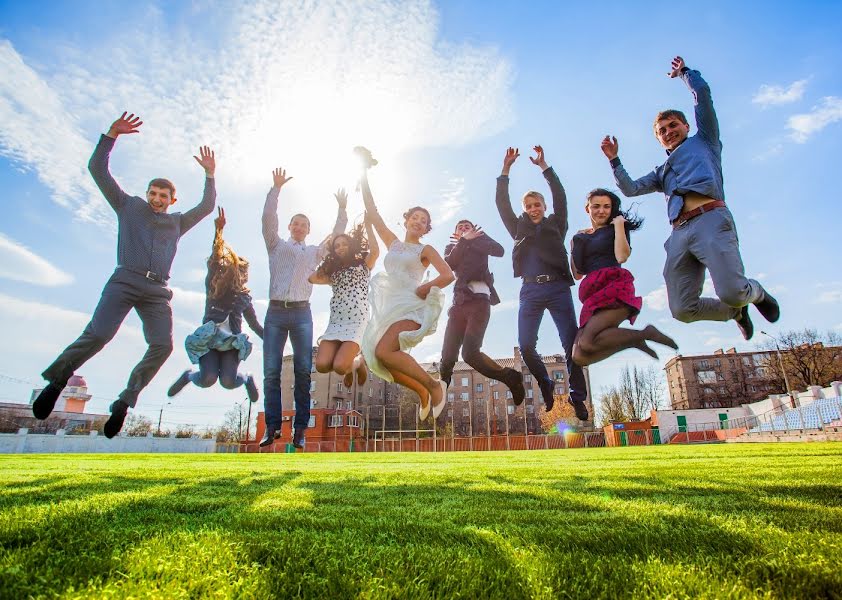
42,269,174,407
664,207,765,323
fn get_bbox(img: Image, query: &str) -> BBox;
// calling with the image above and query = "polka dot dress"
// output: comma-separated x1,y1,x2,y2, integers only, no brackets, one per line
318,263,370,344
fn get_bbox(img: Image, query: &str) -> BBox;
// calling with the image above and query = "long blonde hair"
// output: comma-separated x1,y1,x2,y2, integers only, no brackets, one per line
208,231,250,299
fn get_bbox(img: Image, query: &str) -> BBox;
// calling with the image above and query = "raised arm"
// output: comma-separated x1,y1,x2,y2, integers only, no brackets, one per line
364,212,380,270
495,147,520,239
316,188,351,260
416,245,455,299
211,207,226,260
611,216,631,264
533,146,568,238
242,300,264,339
601,135,662,198
179,146,217,234
359,169,398,247
670,56,720,149
88,112,142,212
262,167,293,252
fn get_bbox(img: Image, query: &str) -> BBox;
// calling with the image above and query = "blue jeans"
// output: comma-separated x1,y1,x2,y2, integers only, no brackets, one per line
517,281,586,404
263,305,313,431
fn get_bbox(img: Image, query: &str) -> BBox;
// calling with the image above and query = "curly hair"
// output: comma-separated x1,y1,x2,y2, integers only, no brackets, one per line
208,231,250,299
586,188,644,232
403,206,432,234
314,221,370,279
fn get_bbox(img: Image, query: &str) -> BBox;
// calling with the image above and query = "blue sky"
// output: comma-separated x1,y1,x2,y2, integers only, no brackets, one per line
1,0,841,430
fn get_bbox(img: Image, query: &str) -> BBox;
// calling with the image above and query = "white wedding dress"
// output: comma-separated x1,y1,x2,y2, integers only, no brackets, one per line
361,240,445,382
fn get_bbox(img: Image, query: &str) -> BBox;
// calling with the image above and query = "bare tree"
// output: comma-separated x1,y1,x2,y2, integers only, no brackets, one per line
217,404,256,443
757,329,842,390
618,365,665,420
123,413,153,437
597,386,629,427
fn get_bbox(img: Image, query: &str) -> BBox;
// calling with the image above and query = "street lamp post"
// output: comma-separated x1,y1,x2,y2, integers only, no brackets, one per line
761,331,797,408
157,401,172,436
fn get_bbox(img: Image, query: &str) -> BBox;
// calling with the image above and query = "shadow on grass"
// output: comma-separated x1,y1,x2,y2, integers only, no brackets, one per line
1,465,840,598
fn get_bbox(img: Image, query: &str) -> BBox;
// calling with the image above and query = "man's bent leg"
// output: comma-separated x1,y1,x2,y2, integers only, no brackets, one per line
121,284,174,407
461,299,508,381
439,304,468,387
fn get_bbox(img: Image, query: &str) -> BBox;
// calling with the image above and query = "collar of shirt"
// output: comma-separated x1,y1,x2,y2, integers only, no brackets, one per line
287,237,306,249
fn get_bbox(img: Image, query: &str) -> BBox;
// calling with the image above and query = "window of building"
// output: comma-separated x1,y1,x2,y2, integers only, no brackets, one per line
346,401,352,410
329,414,342,427
555,386,564,395
475,397,483,404
368,387,373,397
461,377,469,387
714,359,721,367
310,381,316,392
335,400,343,410
489,379,498,386
476,383,484,393
493,391,499,400
447,409,453,418
524,374,532,384
527,405,534,414
347,415,360,428
460,392,469,401
699,359,710,369
507,405,514,415
308,415,316,428
462,407,470,417
506,390,512,399
336,382,344,392
527,389,533,399
448,393,454,402
697,370,717,384
552,370,565,381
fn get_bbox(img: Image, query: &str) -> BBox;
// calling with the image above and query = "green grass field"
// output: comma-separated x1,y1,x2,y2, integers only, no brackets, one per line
1,444,841,599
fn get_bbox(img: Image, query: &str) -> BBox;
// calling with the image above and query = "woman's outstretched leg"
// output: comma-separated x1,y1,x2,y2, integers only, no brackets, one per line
573,308,676,366
375,320,442,409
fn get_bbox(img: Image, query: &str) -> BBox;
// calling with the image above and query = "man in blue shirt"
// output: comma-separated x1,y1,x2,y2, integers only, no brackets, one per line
602,56,779,340
31,112,216,437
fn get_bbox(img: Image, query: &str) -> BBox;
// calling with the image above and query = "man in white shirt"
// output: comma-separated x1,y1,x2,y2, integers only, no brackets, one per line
260,167,348,448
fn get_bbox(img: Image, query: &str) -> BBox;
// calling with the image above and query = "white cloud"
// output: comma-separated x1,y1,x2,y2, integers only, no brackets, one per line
0,1,513,232
752,79,808,106
787,97,842,142
643,285,668,311
432,176,467,225
816,289,842,304
0,234,73,286
752,142,783,162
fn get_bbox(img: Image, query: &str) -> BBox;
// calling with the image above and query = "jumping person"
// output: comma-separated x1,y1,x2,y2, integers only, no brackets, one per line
167,207,264,400
309,206,380,388
495,145,589,421
570,189,677,365
31,112,216,437
439,220,526,405
357,147,454,421
260,168,348,449
602,56,780,340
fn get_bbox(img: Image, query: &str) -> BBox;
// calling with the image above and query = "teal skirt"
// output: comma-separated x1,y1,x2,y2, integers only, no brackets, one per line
184,321,253,364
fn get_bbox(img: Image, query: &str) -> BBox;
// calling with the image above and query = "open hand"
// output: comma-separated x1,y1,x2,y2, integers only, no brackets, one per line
529,145,547,169
107,112,143,138
601,135,619,160
462,225,484,241
193,146,216,176
502,147,519,174
667,56,686,78
214,207,226,231
335,187,348,210
272,167,292,188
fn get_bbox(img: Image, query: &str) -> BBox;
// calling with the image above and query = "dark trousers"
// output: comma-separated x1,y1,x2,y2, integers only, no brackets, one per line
42,269,174,407
517,281,586,403
263,305,313,431
439,296,509,386
189,349,244,389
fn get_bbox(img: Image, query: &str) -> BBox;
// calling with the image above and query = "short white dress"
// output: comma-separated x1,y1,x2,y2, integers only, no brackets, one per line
361,240,445,382
318,263,370,345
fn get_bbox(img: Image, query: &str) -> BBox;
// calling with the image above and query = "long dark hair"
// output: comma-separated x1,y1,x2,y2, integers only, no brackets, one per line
315,221,370,279
586,188,643,232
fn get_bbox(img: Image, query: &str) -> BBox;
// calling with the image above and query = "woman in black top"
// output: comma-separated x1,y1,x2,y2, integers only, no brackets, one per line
167,208,264,400
570,189,676,366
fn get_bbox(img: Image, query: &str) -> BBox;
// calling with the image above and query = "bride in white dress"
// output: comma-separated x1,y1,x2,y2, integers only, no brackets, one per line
357,149,454,420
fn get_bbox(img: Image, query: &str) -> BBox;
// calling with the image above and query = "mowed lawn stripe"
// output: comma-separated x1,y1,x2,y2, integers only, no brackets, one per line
1,444,840,599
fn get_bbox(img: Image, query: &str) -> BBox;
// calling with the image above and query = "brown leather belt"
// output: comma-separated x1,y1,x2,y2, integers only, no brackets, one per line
269,300,310,308
672,199,726,229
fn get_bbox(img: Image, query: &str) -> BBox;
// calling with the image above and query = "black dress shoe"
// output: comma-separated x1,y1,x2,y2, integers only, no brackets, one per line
104,401,129,439
32,381,66,420
539,381,555,412
755,291,780,323
568,398,589,421
735,306,754,341
503,369,526,406
259,427,279,447
292,428,305,449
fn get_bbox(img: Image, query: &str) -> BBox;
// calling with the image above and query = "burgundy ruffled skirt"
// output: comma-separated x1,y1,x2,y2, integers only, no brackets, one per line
578,266,642,327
